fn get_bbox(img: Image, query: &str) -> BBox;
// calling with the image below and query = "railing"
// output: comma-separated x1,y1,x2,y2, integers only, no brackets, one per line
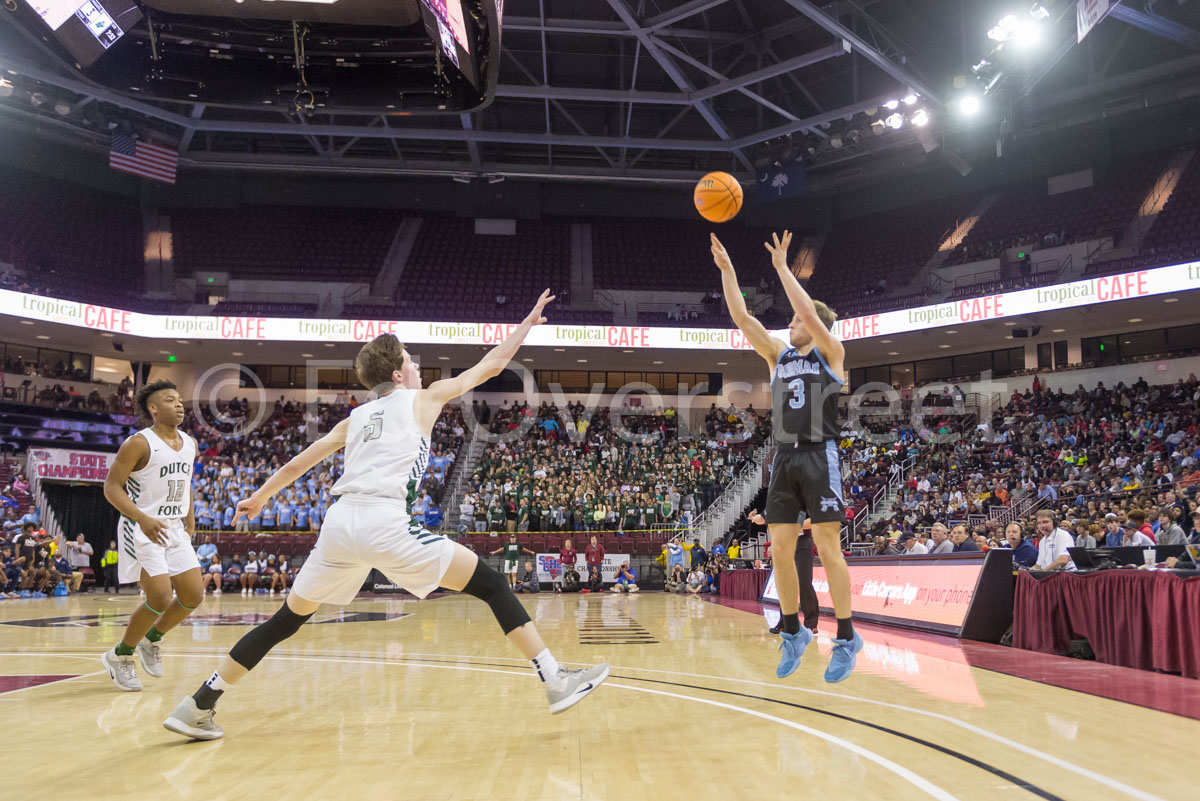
220,291,322,307
695,443,769,549
843,454,916,545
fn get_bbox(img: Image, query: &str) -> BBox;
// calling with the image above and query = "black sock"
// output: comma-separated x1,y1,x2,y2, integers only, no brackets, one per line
836,617,855,641
781,612,800,635
193,685,222,711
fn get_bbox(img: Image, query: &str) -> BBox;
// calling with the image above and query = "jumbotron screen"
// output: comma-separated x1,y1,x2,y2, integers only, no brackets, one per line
29,0,142,67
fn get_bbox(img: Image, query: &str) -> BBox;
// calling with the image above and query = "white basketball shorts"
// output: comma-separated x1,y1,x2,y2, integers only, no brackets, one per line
291,496,457,606
117,517,200,584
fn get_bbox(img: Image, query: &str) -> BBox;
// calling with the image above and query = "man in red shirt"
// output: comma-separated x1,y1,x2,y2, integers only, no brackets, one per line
556,538,578,592
585,535,605,585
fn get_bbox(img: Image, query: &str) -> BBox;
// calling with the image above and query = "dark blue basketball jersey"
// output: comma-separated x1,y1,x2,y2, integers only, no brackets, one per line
770,345,843,443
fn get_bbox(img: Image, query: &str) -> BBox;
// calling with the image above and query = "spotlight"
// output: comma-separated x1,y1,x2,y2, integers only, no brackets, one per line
870,119,886,135
902,93,918,106
53,101,71,116
29,92,46,107
830,135,843,149
846,129,861,143
1029,4,1049,21
911,108,929,127
883,99,900,110
971,58,993,75
885,113,904,130
0,78,13,98
959,95,981,115
987,25,1010,42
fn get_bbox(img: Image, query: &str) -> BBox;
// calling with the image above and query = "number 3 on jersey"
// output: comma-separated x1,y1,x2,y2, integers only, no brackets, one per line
787,378,806,410
363,411,385,442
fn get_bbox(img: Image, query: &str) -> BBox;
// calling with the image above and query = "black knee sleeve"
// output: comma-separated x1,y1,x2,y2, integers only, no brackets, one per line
461,561,532,635
229,603,313,671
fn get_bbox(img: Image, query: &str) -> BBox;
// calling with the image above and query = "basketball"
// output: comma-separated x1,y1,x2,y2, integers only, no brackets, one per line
693,171,743,223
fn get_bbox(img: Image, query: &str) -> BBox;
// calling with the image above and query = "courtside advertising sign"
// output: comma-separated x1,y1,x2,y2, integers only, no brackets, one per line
762,562,986,631
3,260,1197,349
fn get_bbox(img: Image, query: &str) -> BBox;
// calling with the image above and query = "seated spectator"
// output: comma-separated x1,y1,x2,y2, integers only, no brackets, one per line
873,535,900,555
196,535,218,572
561,563,580,593
1156,510,1187,546
951,524,980,552
1102,513,1123,547
666,563,686,593
514,561,540,593
1121,520,1154,547
610,562,638,593
685,566,706,594
927,523,953,554
1073,519,1097,549
202,556,223,595
240,551,262,594
899,532,928,555
585,564,603,593
51,551,84,593
2,544,23,598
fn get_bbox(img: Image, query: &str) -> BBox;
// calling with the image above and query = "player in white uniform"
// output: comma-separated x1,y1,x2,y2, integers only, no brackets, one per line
100,381,204,691
164,291,609,740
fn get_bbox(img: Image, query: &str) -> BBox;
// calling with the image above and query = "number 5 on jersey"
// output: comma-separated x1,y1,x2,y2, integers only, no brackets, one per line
364,411,385,442
787,378,806,410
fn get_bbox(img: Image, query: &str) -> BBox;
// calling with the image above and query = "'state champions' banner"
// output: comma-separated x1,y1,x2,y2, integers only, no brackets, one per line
27,448,115,483
536,553,630,584
2,260,1197,349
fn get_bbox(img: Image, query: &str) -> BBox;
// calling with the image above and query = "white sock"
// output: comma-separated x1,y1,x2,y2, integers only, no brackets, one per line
531,649,561,683
204,670,233,693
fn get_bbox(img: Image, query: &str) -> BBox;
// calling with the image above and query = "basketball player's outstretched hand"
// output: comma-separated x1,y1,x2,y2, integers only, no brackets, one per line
524,289,555,326
710,234,732,272
747,508,766,526
763,230,792,270
233,497,262,526
139,516,168,545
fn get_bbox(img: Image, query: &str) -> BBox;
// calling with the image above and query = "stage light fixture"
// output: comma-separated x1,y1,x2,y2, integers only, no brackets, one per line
1029,4,1049,21
870,119,886,135
902,94,918,105
830,135,844,149
883,99,900,110
959,95,981,115
911,109,929,127
885,113,904,130
0,79,13,98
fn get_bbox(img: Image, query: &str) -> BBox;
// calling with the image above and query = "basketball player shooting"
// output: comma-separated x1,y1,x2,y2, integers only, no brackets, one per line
710,231,862,683
101,381,205,691
163,290,609,740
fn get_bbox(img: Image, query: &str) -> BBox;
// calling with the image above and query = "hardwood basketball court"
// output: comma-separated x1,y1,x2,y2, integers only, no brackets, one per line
3,591,1196,801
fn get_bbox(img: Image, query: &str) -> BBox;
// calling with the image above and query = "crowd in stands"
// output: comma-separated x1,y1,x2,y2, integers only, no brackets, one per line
456,399,770,537
185,397,465,538
850,375,1200,563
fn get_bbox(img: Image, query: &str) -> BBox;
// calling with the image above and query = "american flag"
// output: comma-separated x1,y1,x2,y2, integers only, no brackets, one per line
109,133,178,185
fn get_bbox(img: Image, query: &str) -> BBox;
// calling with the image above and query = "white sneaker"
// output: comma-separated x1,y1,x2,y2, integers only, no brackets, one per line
545,663,610,714
100,647,142,692
241,589,248,596
162,696,224,740
136,638,164,678
213,589,222,596
271,589,277,595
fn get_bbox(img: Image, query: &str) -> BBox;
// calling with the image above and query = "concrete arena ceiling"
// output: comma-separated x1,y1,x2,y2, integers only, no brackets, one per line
1,0,1199,183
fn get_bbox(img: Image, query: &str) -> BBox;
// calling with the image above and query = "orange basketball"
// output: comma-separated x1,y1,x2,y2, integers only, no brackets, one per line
693,171,743,223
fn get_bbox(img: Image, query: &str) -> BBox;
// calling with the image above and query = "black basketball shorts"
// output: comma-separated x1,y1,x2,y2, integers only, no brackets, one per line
763,440,846,526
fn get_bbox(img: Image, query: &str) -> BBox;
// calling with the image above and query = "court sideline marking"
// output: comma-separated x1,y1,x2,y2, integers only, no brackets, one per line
1,651,959,801
0,648,1171,801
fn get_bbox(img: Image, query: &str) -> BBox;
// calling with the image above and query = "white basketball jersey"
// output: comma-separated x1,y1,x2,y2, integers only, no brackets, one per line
125,427,196,522
332,389,429,508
